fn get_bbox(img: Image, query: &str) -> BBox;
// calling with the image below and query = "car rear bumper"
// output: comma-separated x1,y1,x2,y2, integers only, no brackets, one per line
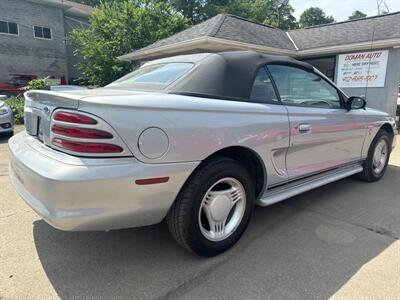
8,132,199,231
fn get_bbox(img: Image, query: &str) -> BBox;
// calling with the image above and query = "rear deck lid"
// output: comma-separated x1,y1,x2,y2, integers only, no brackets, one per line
24,90,82,143
23,88,153,145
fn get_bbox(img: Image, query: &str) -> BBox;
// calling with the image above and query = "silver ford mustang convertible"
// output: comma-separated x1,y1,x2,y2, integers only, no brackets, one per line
9,51,397,256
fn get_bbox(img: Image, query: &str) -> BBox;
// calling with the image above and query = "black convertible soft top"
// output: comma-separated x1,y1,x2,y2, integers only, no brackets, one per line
162,51,314,101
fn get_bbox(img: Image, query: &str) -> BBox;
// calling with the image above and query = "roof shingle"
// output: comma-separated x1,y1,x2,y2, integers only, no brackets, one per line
289,12,400,50
122,11,400,60
132,14,297,56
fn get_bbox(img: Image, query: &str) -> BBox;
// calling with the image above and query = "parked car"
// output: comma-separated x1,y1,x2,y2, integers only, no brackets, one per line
0,74,37,97
0,98,14,136
8,51,398,256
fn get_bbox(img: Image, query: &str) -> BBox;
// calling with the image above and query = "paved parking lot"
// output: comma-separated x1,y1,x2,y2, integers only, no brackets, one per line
1,127,399,300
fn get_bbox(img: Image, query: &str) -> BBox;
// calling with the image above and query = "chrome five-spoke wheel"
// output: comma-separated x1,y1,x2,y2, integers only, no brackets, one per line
166,157,254,257
372,139,388,175
357,129,391,182
198,177,246,241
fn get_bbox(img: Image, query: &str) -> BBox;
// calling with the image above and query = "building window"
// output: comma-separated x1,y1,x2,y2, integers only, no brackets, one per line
0,21,19,35
301,56,336,81
33,26,51,39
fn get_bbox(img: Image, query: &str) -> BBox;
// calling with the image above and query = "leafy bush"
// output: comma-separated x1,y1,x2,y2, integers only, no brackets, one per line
3,78,57,125
5,96,25,125
21,77,55,91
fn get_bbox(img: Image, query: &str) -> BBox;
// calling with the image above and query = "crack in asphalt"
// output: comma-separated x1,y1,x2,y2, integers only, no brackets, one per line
157,257,229,300
0,210,32,220
365,226,399,240
300,206,399,241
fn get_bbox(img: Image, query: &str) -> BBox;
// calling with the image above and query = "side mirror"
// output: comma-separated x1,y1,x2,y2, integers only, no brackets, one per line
346,96,366,110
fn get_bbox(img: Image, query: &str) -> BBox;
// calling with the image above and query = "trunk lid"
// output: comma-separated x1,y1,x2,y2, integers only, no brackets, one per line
24,90,82,144
23,88,152,145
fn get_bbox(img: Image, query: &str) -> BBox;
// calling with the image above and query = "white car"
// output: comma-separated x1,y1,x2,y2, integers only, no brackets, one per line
0,99,13,136
8,51,398,256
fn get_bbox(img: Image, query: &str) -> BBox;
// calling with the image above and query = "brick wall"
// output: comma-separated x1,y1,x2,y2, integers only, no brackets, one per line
0,0,71,83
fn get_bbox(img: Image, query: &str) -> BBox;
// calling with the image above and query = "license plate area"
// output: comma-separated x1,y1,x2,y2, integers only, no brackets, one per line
37,117,44,142
25,107,47,143
25,109,39,136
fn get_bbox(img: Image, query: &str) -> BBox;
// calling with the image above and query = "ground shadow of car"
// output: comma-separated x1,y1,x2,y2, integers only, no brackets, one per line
33,166,399,300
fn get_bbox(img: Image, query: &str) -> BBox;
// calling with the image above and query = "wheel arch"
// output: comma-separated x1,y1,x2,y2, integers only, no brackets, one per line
379,122,396,151
380,123,394,139
180,146,267,199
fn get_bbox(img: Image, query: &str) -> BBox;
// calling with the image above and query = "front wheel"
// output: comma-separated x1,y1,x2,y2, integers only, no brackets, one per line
166,157,254,257
357,129,391,182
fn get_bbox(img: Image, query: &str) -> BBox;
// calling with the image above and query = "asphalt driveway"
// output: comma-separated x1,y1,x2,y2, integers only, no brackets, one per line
1,127,399,300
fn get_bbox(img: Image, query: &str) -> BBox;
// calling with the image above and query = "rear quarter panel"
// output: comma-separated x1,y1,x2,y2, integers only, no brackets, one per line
78,94,290,187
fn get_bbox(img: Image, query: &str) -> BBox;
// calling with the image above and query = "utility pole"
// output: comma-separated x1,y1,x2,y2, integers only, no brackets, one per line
376,0,390,15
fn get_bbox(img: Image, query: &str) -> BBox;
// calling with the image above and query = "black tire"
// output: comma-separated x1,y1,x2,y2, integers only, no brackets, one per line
166,157,255,257
357,129,391,182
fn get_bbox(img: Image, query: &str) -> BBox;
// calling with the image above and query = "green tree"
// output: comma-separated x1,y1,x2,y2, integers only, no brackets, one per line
69,1,188,86
201,0,252,21
299,7,335,27
348,10,367,20
250,0,298,29
166,0,297,28
168,0,207,24
193,0,298,29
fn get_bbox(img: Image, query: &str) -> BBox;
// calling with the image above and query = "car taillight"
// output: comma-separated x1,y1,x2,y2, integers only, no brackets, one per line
52,138,123,153
50,110,128,156
54,111,97,124
51,124,113,139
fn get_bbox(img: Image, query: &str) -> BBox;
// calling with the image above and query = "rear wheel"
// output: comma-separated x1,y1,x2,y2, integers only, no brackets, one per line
166,157,254,257
357,129,391,182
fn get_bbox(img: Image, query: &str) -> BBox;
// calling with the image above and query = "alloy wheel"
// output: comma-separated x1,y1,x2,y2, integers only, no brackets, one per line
198,177,246,242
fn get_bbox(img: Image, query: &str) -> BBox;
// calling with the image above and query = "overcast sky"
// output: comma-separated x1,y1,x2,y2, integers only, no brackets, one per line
291,0,400,21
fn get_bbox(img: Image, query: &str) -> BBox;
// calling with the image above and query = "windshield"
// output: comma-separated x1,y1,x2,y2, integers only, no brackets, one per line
108,62,193,88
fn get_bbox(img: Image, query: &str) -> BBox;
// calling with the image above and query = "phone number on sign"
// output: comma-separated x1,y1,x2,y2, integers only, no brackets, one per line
343,75,378,82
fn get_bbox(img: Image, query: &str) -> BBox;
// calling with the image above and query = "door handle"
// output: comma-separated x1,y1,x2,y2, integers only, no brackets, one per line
298,123,312,133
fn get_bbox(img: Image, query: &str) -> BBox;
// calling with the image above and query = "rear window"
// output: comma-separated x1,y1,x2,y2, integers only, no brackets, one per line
108,63,193,88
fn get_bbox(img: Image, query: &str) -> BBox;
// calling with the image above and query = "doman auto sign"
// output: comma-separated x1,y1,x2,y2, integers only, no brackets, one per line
337,50,388,88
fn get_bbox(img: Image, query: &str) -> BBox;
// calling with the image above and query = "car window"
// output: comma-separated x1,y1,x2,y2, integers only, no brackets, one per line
249,68,279,104
108,63,193,88
267,65,342,109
